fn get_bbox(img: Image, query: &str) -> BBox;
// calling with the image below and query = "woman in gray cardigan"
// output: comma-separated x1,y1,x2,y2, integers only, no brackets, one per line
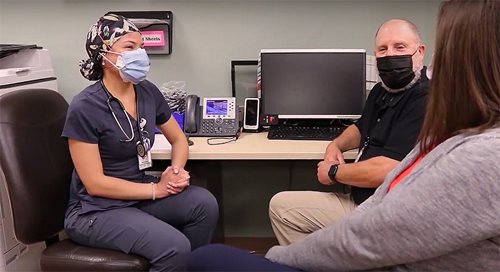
187,0,500,271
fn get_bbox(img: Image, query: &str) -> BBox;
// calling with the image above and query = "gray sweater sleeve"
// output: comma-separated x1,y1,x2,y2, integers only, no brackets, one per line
266,135,500,271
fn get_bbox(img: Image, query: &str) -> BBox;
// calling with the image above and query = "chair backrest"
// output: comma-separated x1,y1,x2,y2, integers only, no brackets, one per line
0,88,73,244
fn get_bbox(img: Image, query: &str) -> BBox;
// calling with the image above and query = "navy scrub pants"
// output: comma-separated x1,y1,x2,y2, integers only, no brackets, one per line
187,244,300,271
65,185,219,272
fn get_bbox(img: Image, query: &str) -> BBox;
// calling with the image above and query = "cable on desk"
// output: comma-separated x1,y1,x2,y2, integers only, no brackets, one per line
206,127,242,145
186,134,194,146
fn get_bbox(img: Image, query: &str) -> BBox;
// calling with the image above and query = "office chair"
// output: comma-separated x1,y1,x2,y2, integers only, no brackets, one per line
0,89,149,271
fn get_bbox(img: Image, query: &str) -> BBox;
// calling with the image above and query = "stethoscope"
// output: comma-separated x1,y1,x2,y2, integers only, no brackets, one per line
100,81,147,157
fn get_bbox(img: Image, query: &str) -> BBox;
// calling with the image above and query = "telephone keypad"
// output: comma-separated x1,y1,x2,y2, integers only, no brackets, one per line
200,119,238,135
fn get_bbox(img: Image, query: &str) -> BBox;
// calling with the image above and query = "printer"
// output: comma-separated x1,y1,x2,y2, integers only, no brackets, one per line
0,44,58,94
0,44,58,269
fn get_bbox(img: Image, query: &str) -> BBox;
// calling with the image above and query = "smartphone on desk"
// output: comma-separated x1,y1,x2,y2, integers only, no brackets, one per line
243,98,260,132
184,95,240,137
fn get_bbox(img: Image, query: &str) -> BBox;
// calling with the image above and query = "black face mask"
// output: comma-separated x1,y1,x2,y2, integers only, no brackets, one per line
377,53,416,89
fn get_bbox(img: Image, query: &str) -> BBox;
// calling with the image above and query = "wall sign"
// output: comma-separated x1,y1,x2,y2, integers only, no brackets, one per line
108,11,173,55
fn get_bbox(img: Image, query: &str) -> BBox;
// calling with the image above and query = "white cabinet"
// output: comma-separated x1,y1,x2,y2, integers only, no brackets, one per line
0,169,28,270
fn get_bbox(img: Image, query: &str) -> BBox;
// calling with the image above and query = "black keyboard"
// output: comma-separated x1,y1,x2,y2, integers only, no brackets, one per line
267,125,344,141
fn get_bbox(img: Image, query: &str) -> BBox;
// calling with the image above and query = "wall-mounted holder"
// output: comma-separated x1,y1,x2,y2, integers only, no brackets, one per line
108,11,173,55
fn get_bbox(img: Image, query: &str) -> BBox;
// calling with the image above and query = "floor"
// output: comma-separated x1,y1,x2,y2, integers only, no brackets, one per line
4,242,44,271
224,237,279,256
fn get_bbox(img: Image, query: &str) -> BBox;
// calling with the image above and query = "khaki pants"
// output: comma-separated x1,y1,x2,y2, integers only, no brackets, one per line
269,191,357,245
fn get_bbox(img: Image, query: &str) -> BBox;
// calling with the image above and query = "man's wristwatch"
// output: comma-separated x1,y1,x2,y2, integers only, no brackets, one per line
328,164,339,184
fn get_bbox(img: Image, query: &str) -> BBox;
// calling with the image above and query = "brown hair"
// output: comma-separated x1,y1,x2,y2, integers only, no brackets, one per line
418,0,500,153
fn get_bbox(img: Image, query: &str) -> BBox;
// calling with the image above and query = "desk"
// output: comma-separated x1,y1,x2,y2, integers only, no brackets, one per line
151,132,357,241
152,132,358,160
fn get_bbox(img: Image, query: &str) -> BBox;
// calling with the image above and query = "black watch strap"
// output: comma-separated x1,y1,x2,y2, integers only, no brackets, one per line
328,164,339,184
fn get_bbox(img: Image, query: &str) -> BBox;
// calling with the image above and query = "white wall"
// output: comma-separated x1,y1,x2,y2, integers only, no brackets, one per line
0,0,440,102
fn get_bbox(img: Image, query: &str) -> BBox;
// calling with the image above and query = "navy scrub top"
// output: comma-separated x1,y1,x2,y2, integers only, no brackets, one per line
62,80,171,216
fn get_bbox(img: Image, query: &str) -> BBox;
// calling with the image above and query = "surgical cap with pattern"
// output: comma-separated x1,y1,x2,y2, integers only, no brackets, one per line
79,14,140,81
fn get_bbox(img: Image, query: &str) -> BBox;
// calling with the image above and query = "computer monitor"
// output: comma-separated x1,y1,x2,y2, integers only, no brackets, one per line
260,49,366,125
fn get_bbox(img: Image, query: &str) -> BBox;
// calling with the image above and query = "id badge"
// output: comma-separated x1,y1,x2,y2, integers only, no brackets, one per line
138,149,152,170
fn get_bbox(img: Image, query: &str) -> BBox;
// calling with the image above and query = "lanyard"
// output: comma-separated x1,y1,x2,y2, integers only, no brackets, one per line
356,90,400,162
355,136,370,163
100,81,143,147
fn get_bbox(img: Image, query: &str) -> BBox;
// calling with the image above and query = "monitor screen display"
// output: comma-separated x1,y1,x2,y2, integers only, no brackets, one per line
261,49,366,122
206,100,228,115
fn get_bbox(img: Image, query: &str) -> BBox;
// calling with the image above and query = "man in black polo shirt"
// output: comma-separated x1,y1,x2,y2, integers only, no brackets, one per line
269,18,429,245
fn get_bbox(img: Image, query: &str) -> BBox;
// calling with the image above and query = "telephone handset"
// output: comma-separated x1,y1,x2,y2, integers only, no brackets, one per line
184,95,239,137
184,95,200,133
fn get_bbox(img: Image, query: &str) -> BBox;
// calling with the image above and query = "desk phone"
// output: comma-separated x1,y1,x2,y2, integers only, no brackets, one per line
184,95,239,137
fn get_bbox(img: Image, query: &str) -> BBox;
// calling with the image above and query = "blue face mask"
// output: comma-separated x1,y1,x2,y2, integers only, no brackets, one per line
102,48,150,84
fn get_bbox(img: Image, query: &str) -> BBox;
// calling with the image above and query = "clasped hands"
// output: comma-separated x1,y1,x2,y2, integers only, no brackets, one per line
157,166,190,197
317,141,345,185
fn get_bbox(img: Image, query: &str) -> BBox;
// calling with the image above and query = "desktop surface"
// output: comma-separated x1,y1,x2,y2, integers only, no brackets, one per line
151,132,357,160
